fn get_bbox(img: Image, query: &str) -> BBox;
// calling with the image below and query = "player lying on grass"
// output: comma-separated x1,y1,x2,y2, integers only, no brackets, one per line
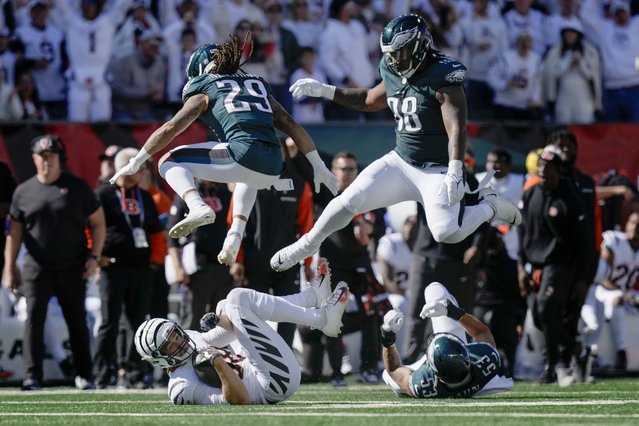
135,258,348,405
380,281,513,398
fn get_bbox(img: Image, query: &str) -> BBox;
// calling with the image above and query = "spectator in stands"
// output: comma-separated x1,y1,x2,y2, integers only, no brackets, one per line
166,180,233,331
15,71,47,120
263,0,300,112
544,0,582,48
290,47,326,124
318,0,376,120
97,145,122,187
0,66,22,120
503,0,547,55
60,0,131,122
542,22,602,124
487,31,543,121
228,138,314,347
166,27,197,113
581,0,639,122
461,0,508,119
210,0,266,44
92,148,163,389
112,0,162,61
110,29,166,121
415,1,464,60
232,19,271,78
14,0,66,120
0,26,17,87
3,135,106,391
282,0,324,49
163,0,216,81
517,145,589,384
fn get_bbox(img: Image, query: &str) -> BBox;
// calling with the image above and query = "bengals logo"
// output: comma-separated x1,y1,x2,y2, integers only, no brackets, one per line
123,198,142,215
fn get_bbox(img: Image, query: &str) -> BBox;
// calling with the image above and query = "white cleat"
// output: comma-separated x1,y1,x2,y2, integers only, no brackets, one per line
270,235,318,272
311,257,332,308
479,188,522,226
217,232,242,266
169,204,216,239
321,281,349,338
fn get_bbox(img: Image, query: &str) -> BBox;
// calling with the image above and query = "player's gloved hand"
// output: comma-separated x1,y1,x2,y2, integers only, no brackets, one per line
438,159,465,206
380,309,404,348
289,78,336,100
420,299,466,320
194,346,223,366
306,150,338,195
199,312,220,332
108,149,151,184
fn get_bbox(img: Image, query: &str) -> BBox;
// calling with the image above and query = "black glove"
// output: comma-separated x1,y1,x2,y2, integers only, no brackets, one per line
445,300,466,321
200,312,220,332
380,327,397,348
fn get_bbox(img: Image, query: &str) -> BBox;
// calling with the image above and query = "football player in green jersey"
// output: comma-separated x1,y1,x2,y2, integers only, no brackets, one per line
110,35,337,266
379,282,513,398
270,14,521,272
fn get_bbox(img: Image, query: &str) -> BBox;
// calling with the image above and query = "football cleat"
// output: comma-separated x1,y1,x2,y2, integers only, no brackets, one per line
217,232,242,266
310,257,332,308
270,235,319,272
479,187,522,226
321,282,349,338
168,204,215,239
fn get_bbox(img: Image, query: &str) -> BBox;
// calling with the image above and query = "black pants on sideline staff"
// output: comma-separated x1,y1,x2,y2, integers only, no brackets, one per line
184,262,234,331
93,264,152,386
21,257,92,382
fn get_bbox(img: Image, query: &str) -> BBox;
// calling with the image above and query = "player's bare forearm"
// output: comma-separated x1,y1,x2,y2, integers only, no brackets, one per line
143,94,208,155
271,96,316,154
438,85,467,161
88,207,106,258
333,82,388,112
459,313,496,348
213,357,250,405
383,345,402,372
383,346,414,395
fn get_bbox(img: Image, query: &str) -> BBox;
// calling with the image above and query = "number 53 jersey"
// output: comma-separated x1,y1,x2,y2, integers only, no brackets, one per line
379,56,467,169
182,72,282,176
410,342,501,398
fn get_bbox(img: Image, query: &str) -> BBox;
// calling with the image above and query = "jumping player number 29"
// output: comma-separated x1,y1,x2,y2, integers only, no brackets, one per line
216,79,273,114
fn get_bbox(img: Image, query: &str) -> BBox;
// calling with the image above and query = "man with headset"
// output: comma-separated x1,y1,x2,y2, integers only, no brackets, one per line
2,135,106,391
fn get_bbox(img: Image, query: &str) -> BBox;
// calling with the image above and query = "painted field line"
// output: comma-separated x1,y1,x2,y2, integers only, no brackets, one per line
3,412,639,419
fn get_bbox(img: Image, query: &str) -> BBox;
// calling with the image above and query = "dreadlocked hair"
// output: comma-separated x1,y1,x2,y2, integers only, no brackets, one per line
211,32,254,74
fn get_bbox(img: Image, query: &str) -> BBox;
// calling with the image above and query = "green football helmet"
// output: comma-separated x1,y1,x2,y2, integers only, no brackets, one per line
426,333,471,387
380,14,432,80
185,43,220,78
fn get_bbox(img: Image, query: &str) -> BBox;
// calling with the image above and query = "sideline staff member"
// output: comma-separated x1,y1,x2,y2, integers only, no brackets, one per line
2,135,106,391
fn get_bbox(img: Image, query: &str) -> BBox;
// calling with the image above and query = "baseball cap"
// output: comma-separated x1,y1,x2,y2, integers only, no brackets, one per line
99,144,122,160
139,28,163,44
114,147,140,172
31,135,63,155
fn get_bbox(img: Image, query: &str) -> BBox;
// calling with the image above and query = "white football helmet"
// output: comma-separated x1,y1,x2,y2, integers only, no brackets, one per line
135,318,196,368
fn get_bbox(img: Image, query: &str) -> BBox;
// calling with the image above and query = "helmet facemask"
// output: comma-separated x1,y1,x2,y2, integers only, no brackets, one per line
380,22,432,80
135,319,196,369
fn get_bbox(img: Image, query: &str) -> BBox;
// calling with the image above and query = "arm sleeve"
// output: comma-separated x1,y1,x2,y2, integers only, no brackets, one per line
201,326,237,348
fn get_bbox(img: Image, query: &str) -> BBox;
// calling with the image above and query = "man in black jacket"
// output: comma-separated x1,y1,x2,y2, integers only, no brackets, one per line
517,145,589,384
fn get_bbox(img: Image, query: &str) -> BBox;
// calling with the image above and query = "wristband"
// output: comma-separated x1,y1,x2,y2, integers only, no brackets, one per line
380,327,396,348
305,150,325,167
448,159,463,173
321,84,336,100
445,300,466,321
136,148,151,164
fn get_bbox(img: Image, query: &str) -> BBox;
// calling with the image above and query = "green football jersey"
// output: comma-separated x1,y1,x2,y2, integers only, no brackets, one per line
410,343,501,398
379,55,467,168
182,72,282,176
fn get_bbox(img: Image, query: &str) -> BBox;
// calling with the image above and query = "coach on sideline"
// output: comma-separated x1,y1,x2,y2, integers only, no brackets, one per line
2,135,106,391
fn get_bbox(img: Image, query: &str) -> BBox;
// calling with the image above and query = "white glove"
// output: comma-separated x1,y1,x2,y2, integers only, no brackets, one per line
420,300,448,319
382,309,404,333
108,149,150,184
306,150,338,195
437,160,465,206
289,78,336,100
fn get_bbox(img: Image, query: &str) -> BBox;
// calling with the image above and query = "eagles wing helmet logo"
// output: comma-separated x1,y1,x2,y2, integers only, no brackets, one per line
445,69,467,83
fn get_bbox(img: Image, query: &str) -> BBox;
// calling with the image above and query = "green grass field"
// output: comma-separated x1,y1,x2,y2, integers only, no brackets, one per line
1,378,638,425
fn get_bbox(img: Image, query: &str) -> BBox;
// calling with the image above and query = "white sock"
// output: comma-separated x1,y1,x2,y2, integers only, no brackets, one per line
159,162,202,210
183,189,206,211
442,204,494,243
307,197,355,246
